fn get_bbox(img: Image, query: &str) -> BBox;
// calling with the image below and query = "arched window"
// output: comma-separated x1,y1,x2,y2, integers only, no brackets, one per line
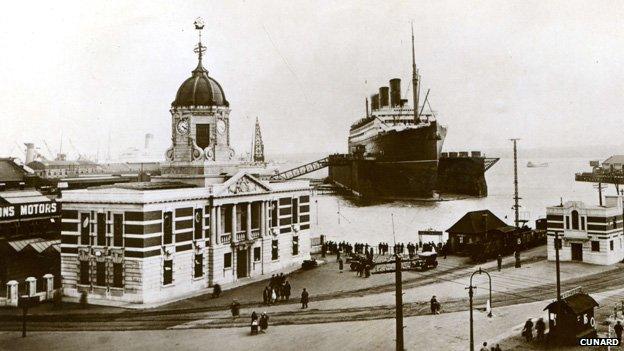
571,210,579,230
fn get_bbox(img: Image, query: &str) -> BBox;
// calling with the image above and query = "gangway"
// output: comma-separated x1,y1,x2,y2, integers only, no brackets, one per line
270,157,330,181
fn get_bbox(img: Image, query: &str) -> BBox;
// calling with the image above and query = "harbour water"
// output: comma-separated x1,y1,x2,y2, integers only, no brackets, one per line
307,157,607,245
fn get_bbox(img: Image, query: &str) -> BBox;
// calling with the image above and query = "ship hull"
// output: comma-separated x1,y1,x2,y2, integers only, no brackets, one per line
328,155,488,199
349,121,446,161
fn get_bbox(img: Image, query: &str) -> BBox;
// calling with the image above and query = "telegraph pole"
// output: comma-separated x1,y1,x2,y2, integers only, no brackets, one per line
395,254,404,351
510,139,521,228
555,231,561,300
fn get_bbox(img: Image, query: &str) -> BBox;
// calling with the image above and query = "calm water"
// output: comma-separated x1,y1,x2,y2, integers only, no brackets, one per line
303,157,611,245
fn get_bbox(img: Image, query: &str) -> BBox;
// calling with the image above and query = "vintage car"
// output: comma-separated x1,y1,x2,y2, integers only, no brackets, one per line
410,251,438,271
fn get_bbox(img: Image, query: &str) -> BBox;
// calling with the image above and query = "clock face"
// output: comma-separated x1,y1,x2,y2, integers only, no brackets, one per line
217,120,226,134
176,119,190,135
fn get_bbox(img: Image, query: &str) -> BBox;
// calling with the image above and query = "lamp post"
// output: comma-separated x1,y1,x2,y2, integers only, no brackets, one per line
468,267,493,351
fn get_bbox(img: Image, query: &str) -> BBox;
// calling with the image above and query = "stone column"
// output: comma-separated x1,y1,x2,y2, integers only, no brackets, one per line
25,277,36,297
246,202,252,241
231,204,237,243
216,206,222,243
6,280,18,306
43,274,54,300
210,206,217,246
260,201,267,237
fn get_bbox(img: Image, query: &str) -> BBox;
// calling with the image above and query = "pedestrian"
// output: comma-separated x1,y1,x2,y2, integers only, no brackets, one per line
514,250,521,268
430,295,440,314
497,254,502,271
479,342,488,351
271,287,277,304
212,283,222,298
263,286,271,305
301,288,309,309
522,318,534,341
338,258,344,272
535,317,545,341
230,299,240,319
259,312,269,333
615,321,623,343
284,280,291,301
493,344,502,351
337,250,341,262
250,311,259,335
251,310,258,322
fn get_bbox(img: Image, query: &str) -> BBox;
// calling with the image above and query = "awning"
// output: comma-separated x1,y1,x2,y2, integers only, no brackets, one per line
4,238,60,256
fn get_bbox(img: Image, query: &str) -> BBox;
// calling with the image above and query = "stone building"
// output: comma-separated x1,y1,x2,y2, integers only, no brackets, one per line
59,20,313,305
546,196,624,265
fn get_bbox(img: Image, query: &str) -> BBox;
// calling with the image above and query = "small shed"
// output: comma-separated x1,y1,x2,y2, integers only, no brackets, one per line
446,210,508,254
544,292,599,345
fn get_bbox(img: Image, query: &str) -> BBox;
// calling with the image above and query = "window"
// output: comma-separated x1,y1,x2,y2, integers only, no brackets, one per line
163,260,173,285
581,217,585,231
292,198,299,224
272,240,279,260
224,253,232,269
163,211,173,245
224,206,232,234
610,240,614,251
194,208,203,240
194,254,203,278
591,241,600,252
97,213,106,246
80,213,90,245
113,214,123,247
292,236,299,255
80,261,90,285
96,262,106,286
254,247,261,262
271,201,278,227
571,211,579,230
565,216,570,229
113,263,123,288
196,124,211,149
236,206,243,233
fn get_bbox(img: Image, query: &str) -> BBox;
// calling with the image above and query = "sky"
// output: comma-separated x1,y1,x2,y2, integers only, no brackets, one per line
0,1,623,161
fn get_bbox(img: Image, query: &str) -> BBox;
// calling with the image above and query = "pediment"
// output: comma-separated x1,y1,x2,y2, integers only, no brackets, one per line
217,172,271,196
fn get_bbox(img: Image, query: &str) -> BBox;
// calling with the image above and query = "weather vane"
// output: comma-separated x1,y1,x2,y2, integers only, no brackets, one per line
193,17,206,60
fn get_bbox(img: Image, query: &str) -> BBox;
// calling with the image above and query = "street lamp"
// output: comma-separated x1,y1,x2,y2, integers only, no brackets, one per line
468,267,493,351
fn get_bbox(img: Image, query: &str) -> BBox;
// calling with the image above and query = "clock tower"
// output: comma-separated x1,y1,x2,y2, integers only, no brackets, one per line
165,18,235,165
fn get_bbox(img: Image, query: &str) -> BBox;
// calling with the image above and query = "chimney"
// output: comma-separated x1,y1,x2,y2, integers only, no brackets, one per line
371,94,380,111
25,143,35,164
379,87,389,108
389,79,401,107
145,133,154,150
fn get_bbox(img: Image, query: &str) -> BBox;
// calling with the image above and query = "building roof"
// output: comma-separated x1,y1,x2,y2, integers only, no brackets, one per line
0,158,28,182
446,210,509,234
544,293,599,314
0,190,51,204
603,155,624,165
98,181,196,191
172,62,228,108
4,238,60,255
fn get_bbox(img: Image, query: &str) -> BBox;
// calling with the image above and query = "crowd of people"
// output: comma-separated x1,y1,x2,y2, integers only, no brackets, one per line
323,239,449,257
262,273,291,305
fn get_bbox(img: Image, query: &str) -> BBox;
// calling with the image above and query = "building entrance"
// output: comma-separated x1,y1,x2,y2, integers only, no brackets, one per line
237,248,248,278
571,243,583,261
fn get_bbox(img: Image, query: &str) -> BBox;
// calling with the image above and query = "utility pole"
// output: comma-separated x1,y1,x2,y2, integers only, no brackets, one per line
555,231,561,300
395,254,404,351
510,139,521,228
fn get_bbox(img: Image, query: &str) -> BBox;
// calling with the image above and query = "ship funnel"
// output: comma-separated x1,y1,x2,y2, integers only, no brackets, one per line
390,78,401,107
371,94,380,111
25,143,35,164
379,87,389,108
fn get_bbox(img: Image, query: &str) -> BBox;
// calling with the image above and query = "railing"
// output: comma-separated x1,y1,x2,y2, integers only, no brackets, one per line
220,234,231,244
236,231,246,242
251,229,260,239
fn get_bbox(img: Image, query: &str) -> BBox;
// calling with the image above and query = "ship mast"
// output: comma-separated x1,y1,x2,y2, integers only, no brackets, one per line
411,22,420,123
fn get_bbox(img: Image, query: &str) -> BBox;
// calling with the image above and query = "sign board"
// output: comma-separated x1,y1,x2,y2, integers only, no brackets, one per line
561,286,583,299
418,230,443,236
0,202,60,221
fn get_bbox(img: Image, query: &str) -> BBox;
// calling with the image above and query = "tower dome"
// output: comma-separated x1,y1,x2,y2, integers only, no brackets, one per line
172,64,229,107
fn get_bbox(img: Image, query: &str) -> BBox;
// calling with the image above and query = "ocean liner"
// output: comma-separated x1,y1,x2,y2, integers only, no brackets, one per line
327,27,495,199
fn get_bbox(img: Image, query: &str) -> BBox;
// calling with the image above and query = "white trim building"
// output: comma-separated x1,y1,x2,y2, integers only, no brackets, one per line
546,196,624,265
